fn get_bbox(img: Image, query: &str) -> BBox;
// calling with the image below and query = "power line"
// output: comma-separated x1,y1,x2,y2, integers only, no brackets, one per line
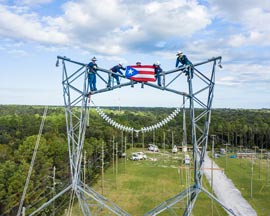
17,106,48,216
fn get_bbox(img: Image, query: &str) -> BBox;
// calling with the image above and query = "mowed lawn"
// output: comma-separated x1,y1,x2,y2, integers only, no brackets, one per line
214,154,270,216
72,148,227,215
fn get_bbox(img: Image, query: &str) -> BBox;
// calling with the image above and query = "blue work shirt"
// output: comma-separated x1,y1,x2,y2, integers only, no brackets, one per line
154,66,163,74
88,62,98,73
175,55,193,68
111,65,124,75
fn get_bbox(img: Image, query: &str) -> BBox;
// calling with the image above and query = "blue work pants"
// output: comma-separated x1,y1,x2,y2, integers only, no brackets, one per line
88,73,97,91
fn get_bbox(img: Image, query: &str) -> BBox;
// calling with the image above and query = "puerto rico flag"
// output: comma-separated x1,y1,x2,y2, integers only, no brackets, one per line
125,65,156,82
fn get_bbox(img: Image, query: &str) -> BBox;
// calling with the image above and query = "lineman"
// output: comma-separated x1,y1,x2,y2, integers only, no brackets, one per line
153,61,162,86
176,51,193,79
87,57,98,91
107,63,126,87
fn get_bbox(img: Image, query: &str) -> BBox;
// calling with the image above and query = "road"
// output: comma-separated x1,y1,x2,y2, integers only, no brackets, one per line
203,153,257,216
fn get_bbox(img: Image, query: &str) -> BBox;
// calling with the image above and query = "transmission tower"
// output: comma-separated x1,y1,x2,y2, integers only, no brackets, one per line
27,54,237,216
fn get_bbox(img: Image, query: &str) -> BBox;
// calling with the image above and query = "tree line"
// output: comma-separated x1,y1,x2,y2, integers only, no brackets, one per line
0,105,269,215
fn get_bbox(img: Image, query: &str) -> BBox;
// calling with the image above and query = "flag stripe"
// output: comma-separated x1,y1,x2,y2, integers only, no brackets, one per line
132,74,155,78
130,65,154,69
131,77,156,82
137,71,155,75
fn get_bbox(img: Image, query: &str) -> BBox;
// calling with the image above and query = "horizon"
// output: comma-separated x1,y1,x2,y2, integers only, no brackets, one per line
1,104,269,110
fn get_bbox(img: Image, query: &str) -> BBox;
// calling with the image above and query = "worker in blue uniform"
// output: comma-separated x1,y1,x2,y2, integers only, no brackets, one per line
107,63,125,87
175,51,193,79
153,61,162,86
87,57,98,91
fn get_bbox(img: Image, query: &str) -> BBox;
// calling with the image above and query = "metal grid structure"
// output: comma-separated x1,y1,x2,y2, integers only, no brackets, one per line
27,55,237,216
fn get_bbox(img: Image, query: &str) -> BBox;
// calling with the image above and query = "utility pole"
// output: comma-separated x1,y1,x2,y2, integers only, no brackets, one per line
142,131,145,150
132,131,134,150
124,136,127,174
171,131,174,150
171,130,174,163
112,136,115,175
267,151,270,186
182,96,187,146
239,145,243,167
211,135,216,216
101,142,104,195
251,146,258,199
115,142,118,190
251,151,254,200
163,131,166,163
259,149,264,180
121,131,124,156
224,143,230,172
153,130,155,145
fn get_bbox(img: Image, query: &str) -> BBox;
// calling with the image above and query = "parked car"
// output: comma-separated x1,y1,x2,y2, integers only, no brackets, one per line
183,154,190,165
137,152,147,160
131,153,140,161
148,144,159,152
172,145,178,153
214,153,220,158
220,148,226,155
131,152,147,160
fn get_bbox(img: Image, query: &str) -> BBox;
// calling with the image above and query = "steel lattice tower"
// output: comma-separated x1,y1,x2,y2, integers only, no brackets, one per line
28,55,237,216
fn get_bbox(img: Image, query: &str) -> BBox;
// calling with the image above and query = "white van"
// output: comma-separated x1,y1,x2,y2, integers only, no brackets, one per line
184,154,190,165
220,148,226,155
172,145,178,153
148,144,159,152
131,152,147,160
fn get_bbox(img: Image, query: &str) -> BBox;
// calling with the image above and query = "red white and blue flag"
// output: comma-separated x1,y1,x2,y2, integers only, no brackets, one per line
125,65,156,82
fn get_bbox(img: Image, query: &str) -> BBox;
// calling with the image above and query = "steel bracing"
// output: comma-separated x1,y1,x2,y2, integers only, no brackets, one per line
27,55,237,216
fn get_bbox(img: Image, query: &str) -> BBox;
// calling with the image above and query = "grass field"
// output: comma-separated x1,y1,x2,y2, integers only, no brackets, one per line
213,153,270,216
69,149,270,215
70,148,227,215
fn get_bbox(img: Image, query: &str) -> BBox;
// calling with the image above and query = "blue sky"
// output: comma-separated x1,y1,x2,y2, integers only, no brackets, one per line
0,0,269,108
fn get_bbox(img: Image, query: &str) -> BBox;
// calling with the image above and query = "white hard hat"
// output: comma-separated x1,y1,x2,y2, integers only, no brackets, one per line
176,51,183,56
119,62,124,67
154,61,160,66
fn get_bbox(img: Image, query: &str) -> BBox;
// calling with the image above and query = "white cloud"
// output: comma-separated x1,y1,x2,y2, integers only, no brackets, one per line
242,7,270,32
62,0,211,54
208,0,270,46
0,5,69,45
217,62,270,87
15,0,53,5
217,76,240,86
208,0,270,20
0,0,212,55
228,31,270,47
228,34,246,47
139,0,211,37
